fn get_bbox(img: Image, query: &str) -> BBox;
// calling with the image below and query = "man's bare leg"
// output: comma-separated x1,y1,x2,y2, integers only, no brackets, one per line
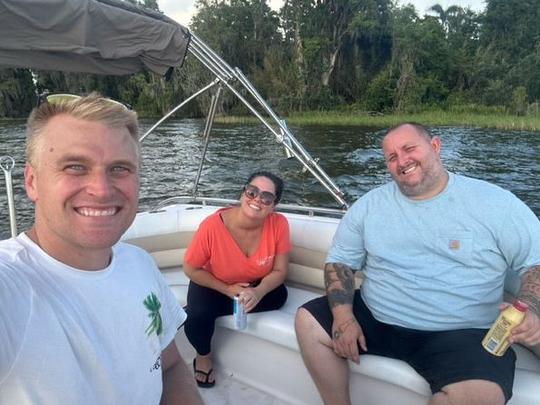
295,307,351,405
430,380,505,405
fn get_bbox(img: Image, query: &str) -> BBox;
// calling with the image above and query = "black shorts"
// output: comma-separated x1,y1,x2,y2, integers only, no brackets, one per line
301,291,516,402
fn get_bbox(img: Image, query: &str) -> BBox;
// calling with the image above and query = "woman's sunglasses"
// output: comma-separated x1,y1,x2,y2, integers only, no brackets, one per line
36,93,131,110
243,184,276,206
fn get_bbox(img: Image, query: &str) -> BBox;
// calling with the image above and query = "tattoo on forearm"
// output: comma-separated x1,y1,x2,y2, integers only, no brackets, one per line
519,265,540,316
325,262,355,308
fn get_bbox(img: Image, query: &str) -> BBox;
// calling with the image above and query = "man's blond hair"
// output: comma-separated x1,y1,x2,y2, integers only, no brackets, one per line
26,92,139,166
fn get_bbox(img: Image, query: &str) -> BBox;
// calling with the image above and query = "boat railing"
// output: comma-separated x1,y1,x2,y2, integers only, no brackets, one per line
140,33,349,209
0,156,18,237
148,195,346,218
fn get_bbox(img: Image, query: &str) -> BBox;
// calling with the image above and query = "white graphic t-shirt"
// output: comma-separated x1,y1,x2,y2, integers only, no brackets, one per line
0,234,186,405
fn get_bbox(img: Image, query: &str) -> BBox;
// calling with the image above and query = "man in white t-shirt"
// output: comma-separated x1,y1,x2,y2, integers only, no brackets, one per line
0,93,203,405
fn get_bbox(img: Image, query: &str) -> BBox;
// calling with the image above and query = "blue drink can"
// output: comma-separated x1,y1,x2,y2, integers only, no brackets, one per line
233,295,247,330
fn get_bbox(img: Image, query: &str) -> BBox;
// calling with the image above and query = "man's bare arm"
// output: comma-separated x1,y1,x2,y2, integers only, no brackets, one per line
160,341,203,405
324,262,356,309
519,265,540,316
511,265,540,347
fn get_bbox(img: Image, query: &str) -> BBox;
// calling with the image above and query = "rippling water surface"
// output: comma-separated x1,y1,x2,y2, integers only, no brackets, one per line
1,119,539,239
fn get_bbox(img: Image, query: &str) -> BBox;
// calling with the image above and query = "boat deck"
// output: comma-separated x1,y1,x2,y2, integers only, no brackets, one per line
196,369,290,405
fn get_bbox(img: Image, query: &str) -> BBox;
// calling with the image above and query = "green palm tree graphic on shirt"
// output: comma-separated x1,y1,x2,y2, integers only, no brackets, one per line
144,292,163,336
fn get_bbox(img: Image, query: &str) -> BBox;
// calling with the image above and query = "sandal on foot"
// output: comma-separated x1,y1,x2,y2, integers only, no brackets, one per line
193,358,215,388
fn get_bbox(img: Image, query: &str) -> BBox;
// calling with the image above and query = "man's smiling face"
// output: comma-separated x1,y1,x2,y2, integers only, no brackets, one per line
383,124,447,200
25,114,139,266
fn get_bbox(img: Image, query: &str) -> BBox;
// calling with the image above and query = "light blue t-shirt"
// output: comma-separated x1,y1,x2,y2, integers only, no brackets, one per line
327,173,540,330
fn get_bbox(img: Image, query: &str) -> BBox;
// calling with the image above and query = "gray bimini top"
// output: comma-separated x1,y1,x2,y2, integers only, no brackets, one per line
0,0,190,76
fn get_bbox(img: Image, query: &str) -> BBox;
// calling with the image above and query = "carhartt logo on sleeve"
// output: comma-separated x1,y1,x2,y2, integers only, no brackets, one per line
449,240,461,250
143,292,163,336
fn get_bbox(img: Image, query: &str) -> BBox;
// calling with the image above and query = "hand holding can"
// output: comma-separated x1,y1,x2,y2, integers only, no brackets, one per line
233,295,247,330
482,300,528,356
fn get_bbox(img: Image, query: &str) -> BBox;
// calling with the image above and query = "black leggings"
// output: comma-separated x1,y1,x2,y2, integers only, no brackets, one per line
184,281,288,355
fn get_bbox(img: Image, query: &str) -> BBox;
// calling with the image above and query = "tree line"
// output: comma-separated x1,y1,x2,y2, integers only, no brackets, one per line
1,0,540,118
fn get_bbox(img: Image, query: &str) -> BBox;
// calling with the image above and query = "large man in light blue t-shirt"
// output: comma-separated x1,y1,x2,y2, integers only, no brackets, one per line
296,123,540,405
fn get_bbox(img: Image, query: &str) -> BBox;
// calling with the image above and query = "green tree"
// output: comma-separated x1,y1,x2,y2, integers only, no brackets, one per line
427,3,460,33
481,0,540,60
445,7,480,95
510,86,528,115
508,47,540,103
187,0,282,114
364,64,395,111
468,0,540,107
281,0,393,108
391,5,449,112
192,0,280,72
0,68,35,118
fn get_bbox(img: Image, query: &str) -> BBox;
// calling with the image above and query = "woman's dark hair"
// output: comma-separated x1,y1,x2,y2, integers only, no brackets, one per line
246,171,284,204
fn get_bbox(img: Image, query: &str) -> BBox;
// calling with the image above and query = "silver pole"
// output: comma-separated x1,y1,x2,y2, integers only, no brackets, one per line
193,86,224,196
190,34,236,78
0,156,18,237
140,79,220,142
189,40,233,82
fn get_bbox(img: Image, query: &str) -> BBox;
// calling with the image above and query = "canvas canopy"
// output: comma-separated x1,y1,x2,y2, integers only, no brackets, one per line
0,0,190,76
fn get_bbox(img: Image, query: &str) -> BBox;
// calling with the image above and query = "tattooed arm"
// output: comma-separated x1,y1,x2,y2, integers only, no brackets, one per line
325,262,356,308
325,262,366,363
510,265,540,346
519,265,540,316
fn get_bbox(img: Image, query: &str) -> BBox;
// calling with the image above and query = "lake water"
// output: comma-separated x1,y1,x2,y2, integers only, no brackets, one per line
1,119,539,239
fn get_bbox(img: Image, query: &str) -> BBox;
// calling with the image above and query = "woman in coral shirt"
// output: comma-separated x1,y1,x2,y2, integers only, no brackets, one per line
183,171,290,388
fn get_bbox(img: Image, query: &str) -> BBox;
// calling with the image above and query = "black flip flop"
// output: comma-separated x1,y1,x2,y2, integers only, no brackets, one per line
193,358,216,388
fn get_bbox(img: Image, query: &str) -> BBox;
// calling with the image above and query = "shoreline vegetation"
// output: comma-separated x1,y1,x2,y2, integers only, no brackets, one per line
4,110,540,132
216,110,540,132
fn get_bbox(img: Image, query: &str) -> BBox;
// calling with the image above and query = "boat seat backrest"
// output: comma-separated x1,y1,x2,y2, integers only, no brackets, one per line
125,227,335,293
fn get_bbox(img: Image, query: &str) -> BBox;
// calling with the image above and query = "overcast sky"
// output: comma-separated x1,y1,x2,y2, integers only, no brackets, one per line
160,0,486,27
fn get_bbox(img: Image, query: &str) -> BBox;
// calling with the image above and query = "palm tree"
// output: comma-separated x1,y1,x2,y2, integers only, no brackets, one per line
428,3,460,33
144,292,163,336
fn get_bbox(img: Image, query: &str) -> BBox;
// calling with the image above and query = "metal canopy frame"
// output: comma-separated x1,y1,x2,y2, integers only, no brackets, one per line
141,33,348,209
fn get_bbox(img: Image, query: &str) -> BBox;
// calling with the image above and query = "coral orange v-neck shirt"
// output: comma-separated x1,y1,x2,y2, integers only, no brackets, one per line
184,208,291,284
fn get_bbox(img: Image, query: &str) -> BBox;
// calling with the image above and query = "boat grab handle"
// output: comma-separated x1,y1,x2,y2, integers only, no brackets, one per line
0,156,18,237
